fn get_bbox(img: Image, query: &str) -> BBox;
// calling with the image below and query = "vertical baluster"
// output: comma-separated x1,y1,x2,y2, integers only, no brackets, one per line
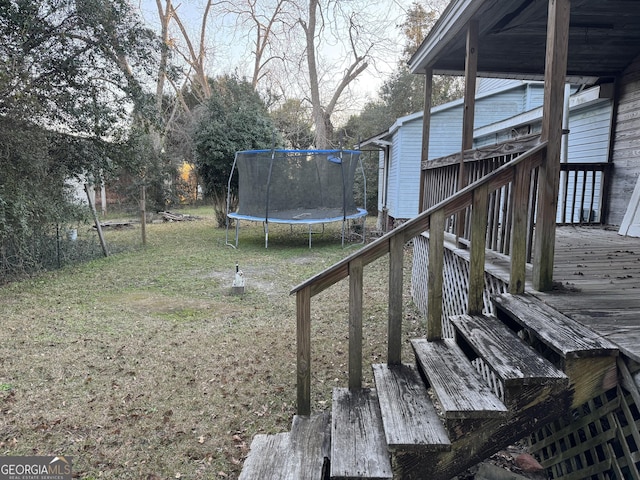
590,171,597,222
569,170,577,222
579,170,587,223
526,168,539,263
297,287,311,415
349,258,364,391
562,168,569,223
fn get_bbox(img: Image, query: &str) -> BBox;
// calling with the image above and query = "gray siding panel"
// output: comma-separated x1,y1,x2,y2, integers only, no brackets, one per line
609,54,640,226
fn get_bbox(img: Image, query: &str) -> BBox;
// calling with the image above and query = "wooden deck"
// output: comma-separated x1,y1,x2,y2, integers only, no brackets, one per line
532,226,640,363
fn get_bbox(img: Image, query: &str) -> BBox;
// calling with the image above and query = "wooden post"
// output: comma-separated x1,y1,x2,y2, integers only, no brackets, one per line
388,233,404,365
456,20,479,242
349,258,364,391
533,0,570,291
140,184,147,246
468,183,488,314
427,210,445,340
510,160,534,294
85,184,108,257
297,287,311,415
419,68,434,213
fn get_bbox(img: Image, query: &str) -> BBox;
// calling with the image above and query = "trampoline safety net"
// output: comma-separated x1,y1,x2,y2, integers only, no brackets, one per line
226,149,367,247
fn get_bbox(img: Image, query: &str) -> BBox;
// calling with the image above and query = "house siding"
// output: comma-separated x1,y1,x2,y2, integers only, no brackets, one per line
380,82,587,223
609,53,640,226
476,78,522,95
387,118,423,219
428,105,463,160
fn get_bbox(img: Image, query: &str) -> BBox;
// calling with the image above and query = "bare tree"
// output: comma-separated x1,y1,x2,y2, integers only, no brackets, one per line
217,0,297,88
299,0,397,148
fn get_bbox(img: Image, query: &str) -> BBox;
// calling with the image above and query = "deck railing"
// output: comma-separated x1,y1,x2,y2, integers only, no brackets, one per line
421,136,610,261
558,163,610,224
291,141,548,415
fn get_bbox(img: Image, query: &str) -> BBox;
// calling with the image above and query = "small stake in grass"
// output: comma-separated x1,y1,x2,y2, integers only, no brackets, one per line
231,262,245,295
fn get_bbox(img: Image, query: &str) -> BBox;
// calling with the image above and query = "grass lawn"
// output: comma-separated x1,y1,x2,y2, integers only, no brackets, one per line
0,207,424,479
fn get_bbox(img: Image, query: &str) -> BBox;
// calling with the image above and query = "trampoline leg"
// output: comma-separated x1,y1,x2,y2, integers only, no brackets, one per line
341,220,346,248
361,216,366,244
235,220,239,248
264,222,269,248
308,225,312,249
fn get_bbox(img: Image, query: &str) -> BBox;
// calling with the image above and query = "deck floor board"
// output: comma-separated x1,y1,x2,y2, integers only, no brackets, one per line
519,226,640,363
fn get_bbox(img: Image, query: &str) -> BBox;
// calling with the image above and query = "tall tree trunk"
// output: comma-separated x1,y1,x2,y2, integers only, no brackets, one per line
303,0,329,148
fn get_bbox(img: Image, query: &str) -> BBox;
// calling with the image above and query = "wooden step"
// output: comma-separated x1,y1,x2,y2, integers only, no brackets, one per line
411,338,508,420
372,363,451,452
493,293,619,358
239,414,330,480
493,293,619,407
331,388,392,480
450,314,569,390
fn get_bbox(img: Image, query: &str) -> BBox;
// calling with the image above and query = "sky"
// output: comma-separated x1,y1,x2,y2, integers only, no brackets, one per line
134,0,424,112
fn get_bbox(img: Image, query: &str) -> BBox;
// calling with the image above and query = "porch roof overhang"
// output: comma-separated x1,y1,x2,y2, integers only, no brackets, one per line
409,0,640,82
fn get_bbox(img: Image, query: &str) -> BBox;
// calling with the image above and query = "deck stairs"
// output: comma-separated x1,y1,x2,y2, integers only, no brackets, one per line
239,293,618,480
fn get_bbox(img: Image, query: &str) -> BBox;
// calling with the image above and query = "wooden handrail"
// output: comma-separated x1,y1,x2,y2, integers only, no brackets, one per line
293,141,548,415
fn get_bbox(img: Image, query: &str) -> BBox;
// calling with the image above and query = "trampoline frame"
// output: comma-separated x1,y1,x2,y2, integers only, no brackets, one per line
225,148,368,248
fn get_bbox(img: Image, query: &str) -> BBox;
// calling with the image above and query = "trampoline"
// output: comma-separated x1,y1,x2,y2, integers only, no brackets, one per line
225,149,367,248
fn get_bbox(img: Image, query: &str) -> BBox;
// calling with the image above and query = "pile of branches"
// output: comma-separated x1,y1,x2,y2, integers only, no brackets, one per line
160,211,201,222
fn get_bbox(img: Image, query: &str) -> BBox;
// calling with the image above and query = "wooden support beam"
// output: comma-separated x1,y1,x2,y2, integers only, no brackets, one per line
456,20,479,242
427,210,445,340
297,287,311,415
349,258,364,391
468,183,488,314
461,20,478,154
533,0,570,291
419,68,434,214
388,234,404,365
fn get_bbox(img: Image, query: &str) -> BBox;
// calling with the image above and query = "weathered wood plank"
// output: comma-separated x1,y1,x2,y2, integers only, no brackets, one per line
509,161,531,293
422,135,541,170
290,413,331,479
427,210,445,340
297,287,311,416
372,364,451,452
331,388,392,480
493,293,619,358
493,293,619,407
411,338,508,419
239,433,292,480
239,414,330,480
349,259,364,391
388,234,404,365
468,183,488,314
450,314,568,387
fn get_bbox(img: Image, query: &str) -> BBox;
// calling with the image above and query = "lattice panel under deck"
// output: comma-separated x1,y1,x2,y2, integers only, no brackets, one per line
411,235,640,480
529,383,640,479
411,234,508,338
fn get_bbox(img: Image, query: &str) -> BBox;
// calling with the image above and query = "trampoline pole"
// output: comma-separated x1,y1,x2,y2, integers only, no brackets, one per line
308,224,312,249
265,221,269,249
235,220,239,248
